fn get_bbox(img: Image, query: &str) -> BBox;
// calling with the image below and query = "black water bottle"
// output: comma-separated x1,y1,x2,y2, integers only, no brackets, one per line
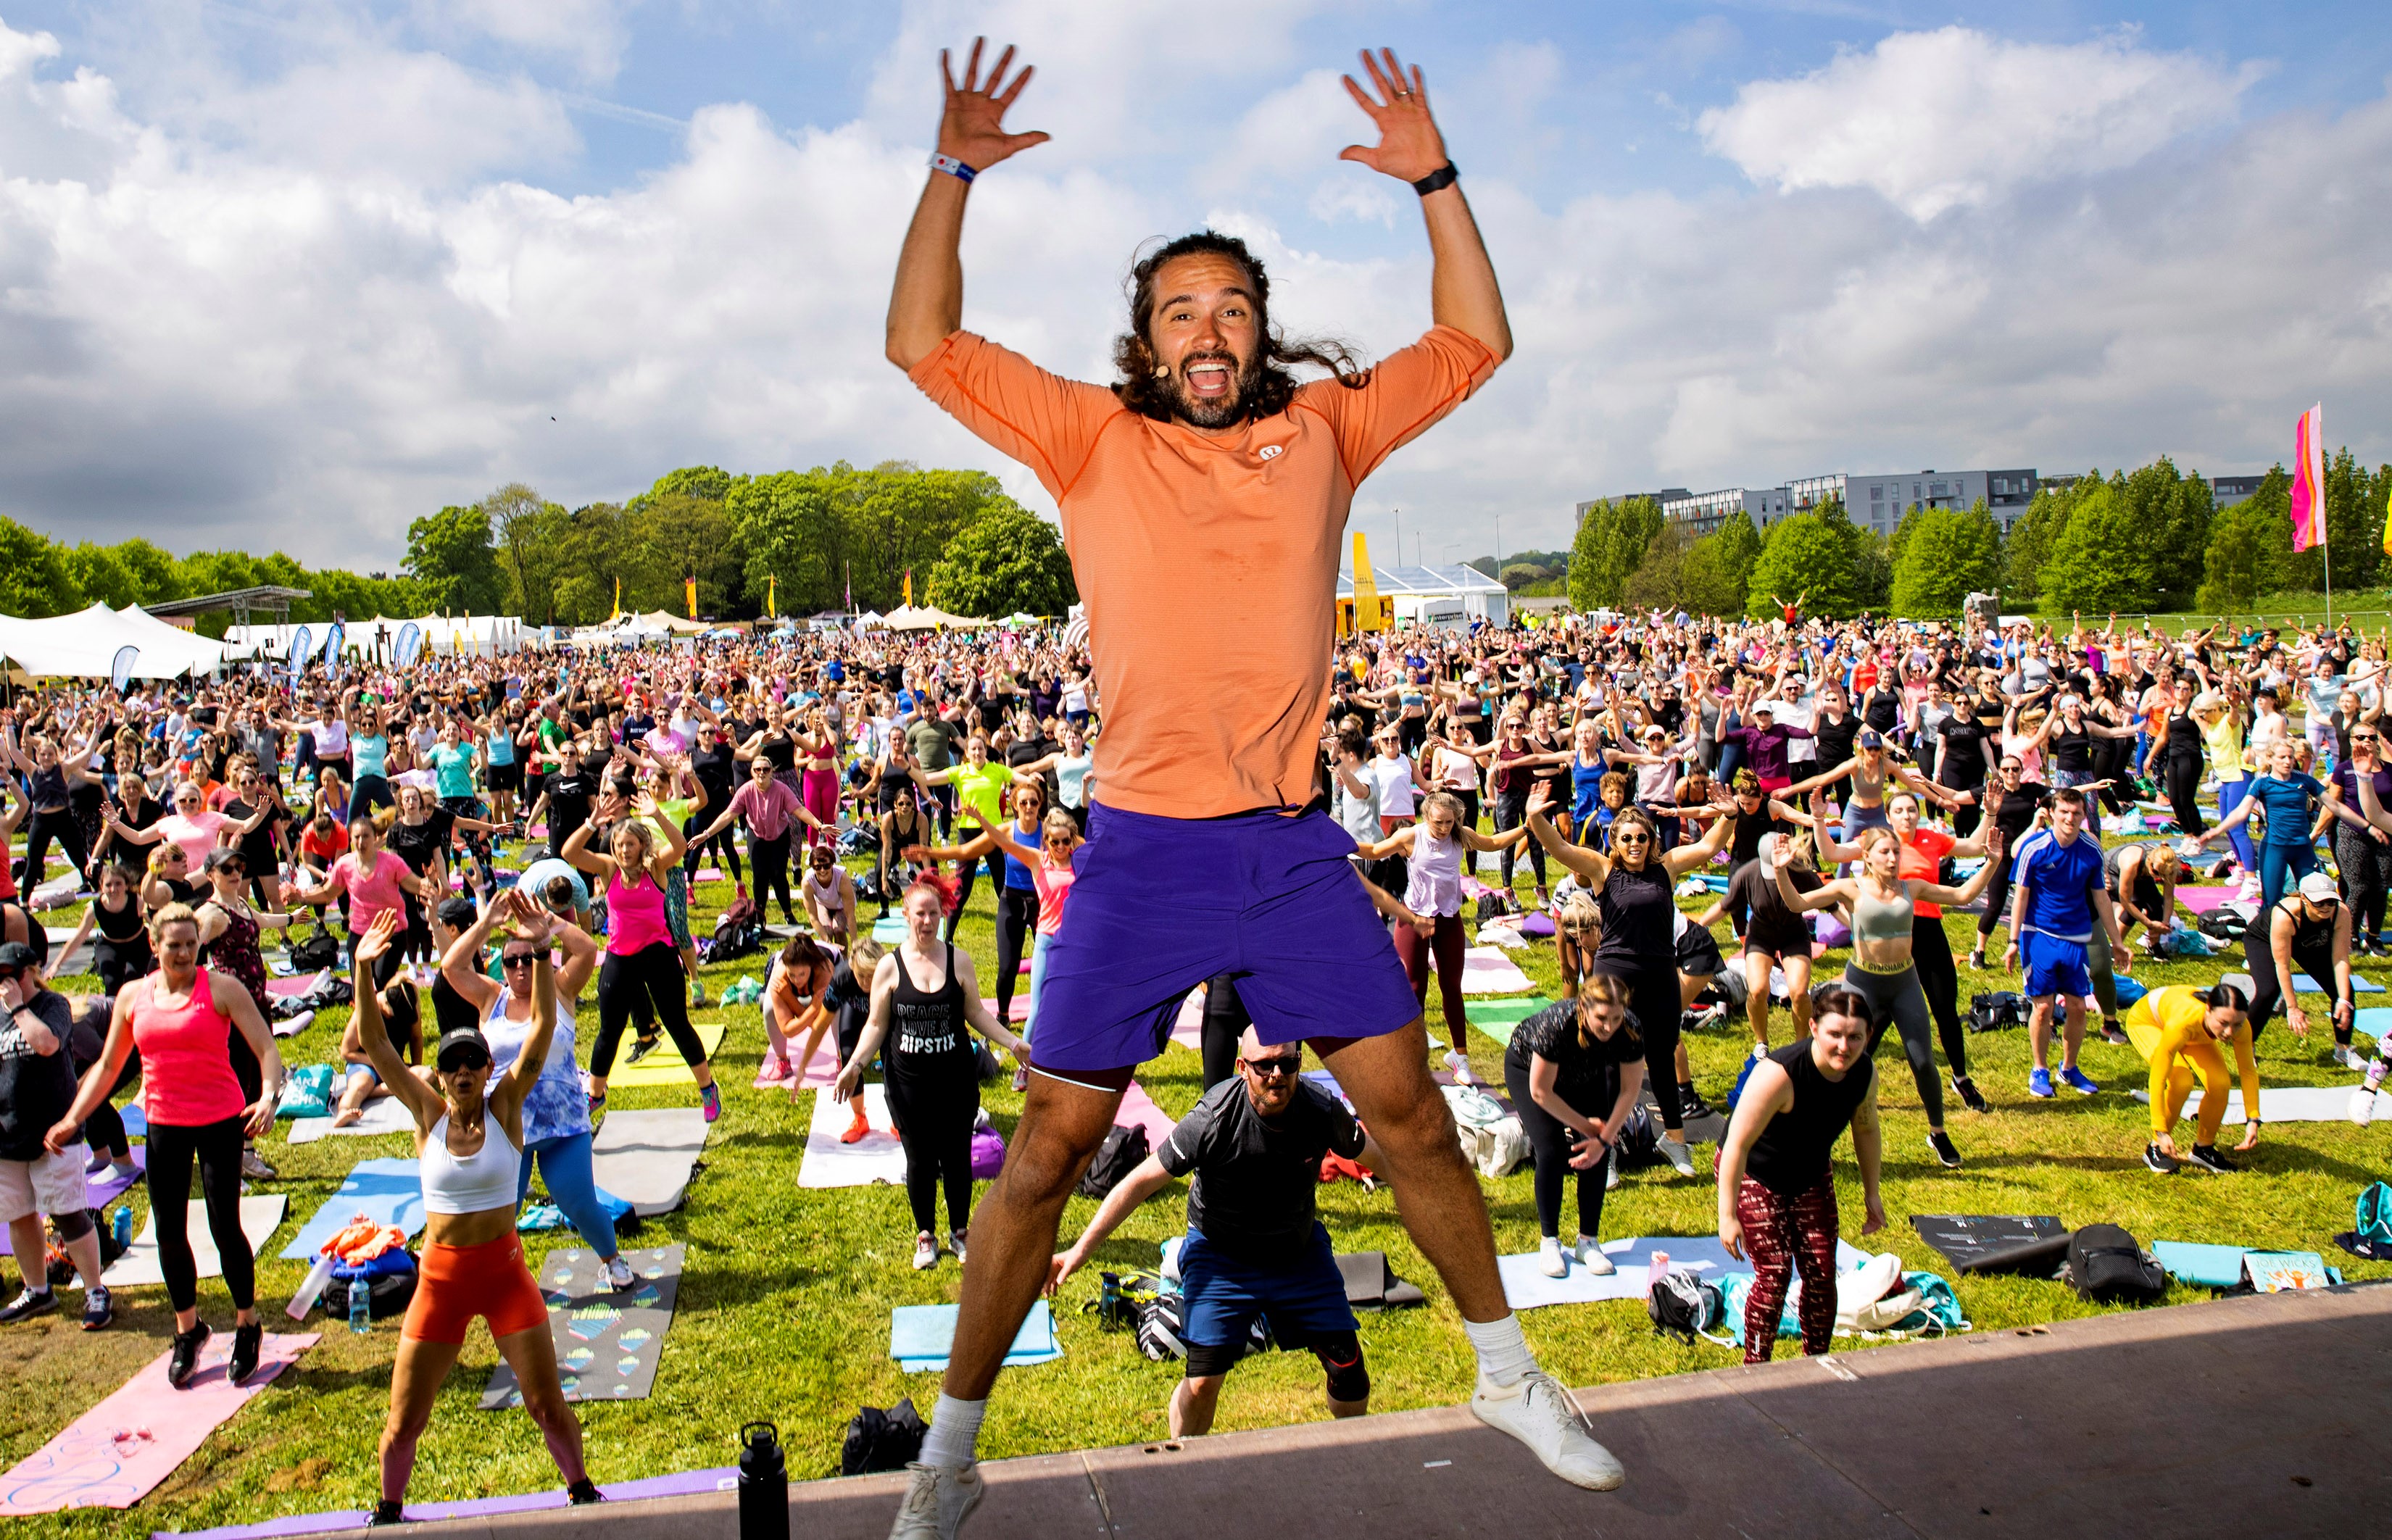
738,1420,789,1540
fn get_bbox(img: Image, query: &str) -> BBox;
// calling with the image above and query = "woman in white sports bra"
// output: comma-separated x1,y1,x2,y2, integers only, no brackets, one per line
346,900,599,1526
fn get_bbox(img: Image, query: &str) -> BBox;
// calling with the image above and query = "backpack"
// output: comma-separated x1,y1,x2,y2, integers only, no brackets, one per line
2359,1181,2392,1245
840,1398,926,1476
1087,1270,1169,1332
1968,991,2027,1033
705,895,765,963
1441,1083,1531,1178
838,824,880,857
2064,1223,2167,1304
288,925,341,973
325,1250,420,1320
1075,1124,1150,1200
1134,1292,1186,1361
1477,888,1515,922
1648,1267,1726,1344
1608,1103,1660,1168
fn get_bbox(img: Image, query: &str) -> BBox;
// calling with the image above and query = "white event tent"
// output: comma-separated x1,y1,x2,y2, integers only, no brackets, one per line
0,603,230,679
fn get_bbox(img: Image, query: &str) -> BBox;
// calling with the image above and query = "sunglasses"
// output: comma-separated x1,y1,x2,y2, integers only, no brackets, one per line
1613,832,1651,846
1241,1053,1301,1077
501,952,539,968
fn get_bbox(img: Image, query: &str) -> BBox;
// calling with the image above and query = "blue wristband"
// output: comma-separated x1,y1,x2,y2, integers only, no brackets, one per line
929,153,977,186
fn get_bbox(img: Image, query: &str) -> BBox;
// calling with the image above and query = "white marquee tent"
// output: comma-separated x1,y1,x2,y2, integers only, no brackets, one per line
225,614,534,659
0,604,230,679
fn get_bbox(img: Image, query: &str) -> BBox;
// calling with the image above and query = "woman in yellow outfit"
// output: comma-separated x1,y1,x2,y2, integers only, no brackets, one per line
2127,982,2256,1175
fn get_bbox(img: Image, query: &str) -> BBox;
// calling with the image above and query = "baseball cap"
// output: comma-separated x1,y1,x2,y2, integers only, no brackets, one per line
2298,872,2338,904
433,1025,493,1073
1756,833,1781,875
1856,728,1883,749
0,941,41,970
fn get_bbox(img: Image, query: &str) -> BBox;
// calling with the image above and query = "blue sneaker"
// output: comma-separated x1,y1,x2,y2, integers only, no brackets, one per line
2060,1065,2101,1096
2027,1067,2055,1099
701,1081,721,1123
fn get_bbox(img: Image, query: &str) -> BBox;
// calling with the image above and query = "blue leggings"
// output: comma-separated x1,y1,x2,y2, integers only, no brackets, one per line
2258,843,2320,915
515,1131,618,1259
2215,780,2259,872
1026,931,1052,1042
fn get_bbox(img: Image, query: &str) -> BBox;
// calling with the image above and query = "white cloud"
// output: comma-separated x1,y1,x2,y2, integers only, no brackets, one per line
1699,25,2262,220
414,0,638,82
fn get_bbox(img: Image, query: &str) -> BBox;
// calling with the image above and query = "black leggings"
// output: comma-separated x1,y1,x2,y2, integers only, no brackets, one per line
146,1115,254,1313
885,1070,977,1236
947,848,1007,942
1200,973,1251,1092
82,1048,143,1159
1492,788,1545,890
1506,1057,1617,1240
1975,856,2014,946
2164,749,2206,836
591,944,709,1076
686,822,743,886
994,886,1036,1023
1910,915,1969,1080
749,830,794,923
2337,825,2392,944
2244,933,2347,1044
1595,960,1683,1133
18,805,91,891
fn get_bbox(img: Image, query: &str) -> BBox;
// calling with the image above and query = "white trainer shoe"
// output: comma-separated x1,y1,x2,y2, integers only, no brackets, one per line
889,1462,983,1539
913,1232,939,1271
1471,1371,1626,1491
1573,1237,1615,1275
1540,1236,1569,1278
2351,1086,2379,1128
605,1253,636,1290
1655,1135,1696,1177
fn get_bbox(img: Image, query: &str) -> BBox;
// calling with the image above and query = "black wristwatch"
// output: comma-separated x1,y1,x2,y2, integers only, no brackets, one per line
1412,163,1458,196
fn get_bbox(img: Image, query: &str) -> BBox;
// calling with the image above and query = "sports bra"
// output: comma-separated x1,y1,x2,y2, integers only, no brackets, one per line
1851,880,1914,947
422,1112,522,1215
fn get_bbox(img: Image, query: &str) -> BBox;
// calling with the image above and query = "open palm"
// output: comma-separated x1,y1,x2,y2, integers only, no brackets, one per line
1338,48,1450,183
938,38,1050,171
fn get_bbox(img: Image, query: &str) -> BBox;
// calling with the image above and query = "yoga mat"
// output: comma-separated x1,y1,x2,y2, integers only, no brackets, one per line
0,1331,315,1515
481,1244,684,1409
596,1020,728,1086
1466,995,1559,1047
270,1009,315,1039
2174,886,2241,915
797,1084,906,1188
1168,987,1205,1052
279,1158,424,1260
2352,1006,2392,1039
104,1196,286,1288
754,1034,842,1091
174,1465,739,1537
2294,972,2381,994
2151,1240,2251,1289
45,925,92,978
2131,1084,2392,1123
120,1103,144,1137
266,970,329,1000
1456,946,1537,996
589,1107,711,1216
891,1299,1059,1373
87,1149,145,1207
1498,1234,1868,1312
1911,1214,2069,1275
285,1096,414,1144
871,915,908,944
1116,1081,1177,1148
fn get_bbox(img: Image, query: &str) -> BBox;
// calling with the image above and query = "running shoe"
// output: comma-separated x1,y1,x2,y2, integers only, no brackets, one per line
626,1035,662,1065
586,1090,607,1116
912,1233,939,1271
168,1321,212,1389
1927,1130,1963,1168
367,1499,406,1528
1469,1371,1626,1491
700,1082,721,1124
1539,1236,1568,1278
1571,1237,1616,1275
1677,1083,1716,1120
606,1254,636,1291
1442,1049,1477,1085
230,1321,262,1385
2100,1022,2131,1047
757,1054,793,1084
1010,1065,1029,1093
2028,1067,2056,1099
2185,1144,2241,1174
85,1150,112,1175
568,1479,605,1506
241,1149,277,1181
889,1462,984,1539
1605,1149,1620,1191
2143,1143,2180,1175
2059,1065,2101,1096
948,1229,968,1264
2333,1045,2369,1073
1951,1074,1990,1114
81,1284,112,1331
0,1289,57,1325
1654,1135,1696,1177
2350,1086,2380,1127
689,986,708,1008
842,1106,873,1144
1965,950,1987,973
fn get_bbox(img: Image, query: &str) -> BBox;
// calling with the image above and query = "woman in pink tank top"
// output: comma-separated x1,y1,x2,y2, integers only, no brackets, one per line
52,901,283,1389
562,791,719,1120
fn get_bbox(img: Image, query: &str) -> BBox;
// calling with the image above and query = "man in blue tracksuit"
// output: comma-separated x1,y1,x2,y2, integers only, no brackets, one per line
2002,788,2127,1098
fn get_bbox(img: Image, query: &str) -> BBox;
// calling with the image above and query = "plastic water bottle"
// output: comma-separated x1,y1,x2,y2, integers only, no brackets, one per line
112,1205,133,1252
348,1278,370,1334
1647,1250,1672,1297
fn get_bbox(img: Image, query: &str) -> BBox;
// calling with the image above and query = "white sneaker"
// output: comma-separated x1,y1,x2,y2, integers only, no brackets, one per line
606,1254,636,1291
1605,1149,1620,1191
889,1462,983,1539
912,1232,939,1271
1471,1371,1626,1491
2352,1086,2380,1128
2333,1046,2367,1073
948,1229,968,1265
1573,1237,1615,1275
1540,1236,1569,1278
1655,1136,1696,1177
1443,1049,1477,1084
2236,876,2262,902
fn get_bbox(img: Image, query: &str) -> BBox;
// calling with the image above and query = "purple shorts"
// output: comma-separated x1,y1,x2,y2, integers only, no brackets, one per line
1031,803,1422,1075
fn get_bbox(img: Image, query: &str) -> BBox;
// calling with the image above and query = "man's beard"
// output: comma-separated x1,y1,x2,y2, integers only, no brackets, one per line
1163,348,1262,429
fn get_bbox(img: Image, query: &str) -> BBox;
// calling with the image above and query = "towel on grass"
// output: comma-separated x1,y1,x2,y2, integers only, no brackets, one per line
798,1084,906,1188
589,1107,710,1216
892,1299,1058,1373
2131,1084,2392,1123
1456,946,1536,996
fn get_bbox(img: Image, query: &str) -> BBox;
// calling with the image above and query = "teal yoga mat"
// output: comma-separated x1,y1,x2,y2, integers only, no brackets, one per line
2151,1241,2248,1289
892,1299,1059,1373
1467,996,1558,1046
281,1159,424,1260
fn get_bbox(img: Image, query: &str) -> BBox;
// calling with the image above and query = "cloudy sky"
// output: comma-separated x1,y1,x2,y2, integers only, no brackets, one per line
1,1,2387,572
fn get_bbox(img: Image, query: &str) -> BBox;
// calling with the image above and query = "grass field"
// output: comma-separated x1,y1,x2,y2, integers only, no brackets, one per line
4,815,2390,1537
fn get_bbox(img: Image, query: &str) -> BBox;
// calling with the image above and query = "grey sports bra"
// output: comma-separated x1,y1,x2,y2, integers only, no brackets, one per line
1852,880,1914,946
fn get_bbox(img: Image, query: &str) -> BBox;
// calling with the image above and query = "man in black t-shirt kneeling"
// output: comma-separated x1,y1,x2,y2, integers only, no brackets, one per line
1047,1027,1381,1436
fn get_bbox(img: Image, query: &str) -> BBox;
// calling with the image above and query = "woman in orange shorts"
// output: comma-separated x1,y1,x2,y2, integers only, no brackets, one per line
346,900,599,1526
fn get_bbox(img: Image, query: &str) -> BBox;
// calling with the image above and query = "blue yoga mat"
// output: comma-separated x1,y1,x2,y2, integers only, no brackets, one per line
2294,973,2382,994
122,1103,146,1137
1600,1233,1868,1279
280,1158,425,1260
2354,1007,2392,1038
891,1299,1059,1372
2151,1240,2248,1289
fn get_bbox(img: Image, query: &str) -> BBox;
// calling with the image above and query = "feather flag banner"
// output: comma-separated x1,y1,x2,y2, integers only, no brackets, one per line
2290,404,2325,552
2381,480,2392,559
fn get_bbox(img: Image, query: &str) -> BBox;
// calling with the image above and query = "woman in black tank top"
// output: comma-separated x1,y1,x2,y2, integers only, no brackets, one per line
1523,778,1737,1164
836,883,1024,1270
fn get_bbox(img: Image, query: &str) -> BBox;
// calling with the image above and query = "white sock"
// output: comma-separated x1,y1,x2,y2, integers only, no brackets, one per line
919,1394,986,1470
1463,1314,1537,1391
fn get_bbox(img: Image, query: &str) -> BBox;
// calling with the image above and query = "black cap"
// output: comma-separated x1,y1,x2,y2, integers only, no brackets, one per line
433,1025,493,1072
436,896,478,931
0,941,40,970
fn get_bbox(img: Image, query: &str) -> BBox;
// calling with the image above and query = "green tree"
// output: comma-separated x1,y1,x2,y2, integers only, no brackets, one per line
2001,471,2099,606
634,465,736,509
2118,458,2214,609
2323,448,2386,592
111,539,181,604
483,483,570,625
0,517,82,617
1746,509,1859,618
62,544,137,609
731,473,845,616
641,493,739,618
2194,501,2272,614
1708,511,1761,610
1569,497,1663,611
405,504,506,615
2039,480,2157,614
1889,504,2003,617
927,501,1076,617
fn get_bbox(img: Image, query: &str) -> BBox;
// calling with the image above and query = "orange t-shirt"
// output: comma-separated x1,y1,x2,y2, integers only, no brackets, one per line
1899,828,1956,918
909,325,1498,817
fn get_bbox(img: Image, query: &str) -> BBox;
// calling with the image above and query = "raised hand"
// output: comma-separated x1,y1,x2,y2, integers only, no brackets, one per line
1337,48,1450,183
937,38,1050,171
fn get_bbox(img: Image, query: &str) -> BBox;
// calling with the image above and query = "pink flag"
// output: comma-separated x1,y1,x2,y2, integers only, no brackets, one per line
2291,403,2326,551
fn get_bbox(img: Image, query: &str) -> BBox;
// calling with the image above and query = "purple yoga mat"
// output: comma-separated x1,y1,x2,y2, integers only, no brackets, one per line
88,1149,146,1207
164,1465,736,1539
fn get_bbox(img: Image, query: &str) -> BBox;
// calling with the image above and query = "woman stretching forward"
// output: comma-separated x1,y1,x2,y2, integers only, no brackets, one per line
347,908,600,1525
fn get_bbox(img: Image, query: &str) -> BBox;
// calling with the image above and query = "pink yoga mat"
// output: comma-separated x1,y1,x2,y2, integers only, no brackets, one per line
265,970,328,1001
0,1331,316,1514
1168,988,1205,1052
2175,886,2241,915
754,1036,843,1091
1117,1082,1177,1146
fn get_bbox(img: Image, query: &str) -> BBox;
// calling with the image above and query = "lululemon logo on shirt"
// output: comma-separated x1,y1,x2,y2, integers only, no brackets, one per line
1258,444,1282,460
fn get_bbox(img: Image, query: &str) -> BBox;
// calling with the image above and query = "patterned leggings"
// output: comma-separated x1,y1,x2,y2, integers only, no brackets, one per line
1737,1173,1838,1364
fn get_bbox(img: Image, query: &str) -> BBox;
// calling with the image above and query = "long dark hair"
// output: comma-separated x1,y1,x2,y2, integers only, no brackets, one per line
1110,230,1369,424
